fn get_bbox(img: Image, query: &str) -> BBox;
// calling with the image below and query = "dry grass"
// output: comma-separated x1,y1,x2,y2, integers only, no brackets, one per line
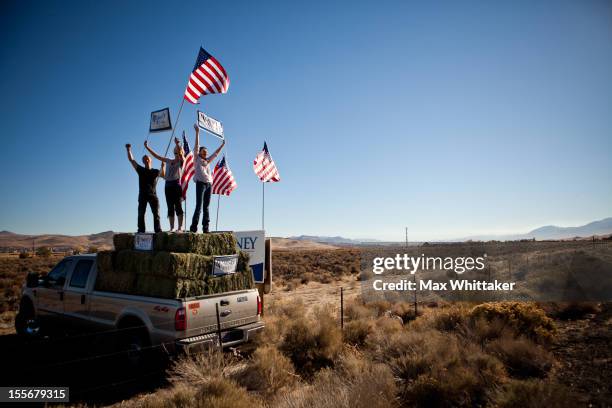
0,254,62,313
492,379,576,408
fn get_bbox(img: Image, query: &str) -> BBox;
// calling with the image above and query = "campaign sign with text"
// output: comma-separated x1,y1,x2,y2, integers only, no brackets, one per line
234,230,265,283
213,255,238,276
197,111,224,139
134,233,153,251
149,108,172,132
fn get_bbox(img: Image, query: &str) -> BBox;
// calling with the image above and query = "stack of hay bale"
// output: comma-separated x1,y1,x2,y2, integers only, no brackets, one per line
95,232,253,299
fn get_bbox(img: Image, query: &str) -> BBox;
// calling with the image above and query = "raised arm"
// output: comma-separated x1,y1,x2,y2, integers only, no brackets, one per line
207,139,226,163
144,140,169,163
125,144,138,170
193,123,200,151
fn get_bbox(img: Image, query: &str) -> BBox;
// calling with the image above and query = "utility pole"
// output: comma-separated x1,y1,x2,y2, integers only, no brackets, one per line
405,227,408,248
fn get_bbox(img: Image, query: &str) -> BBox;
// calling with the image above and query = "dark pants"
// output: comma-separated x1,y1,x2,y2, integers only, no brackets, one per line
165,181,184,218
138,193,161,233
190,181,211,233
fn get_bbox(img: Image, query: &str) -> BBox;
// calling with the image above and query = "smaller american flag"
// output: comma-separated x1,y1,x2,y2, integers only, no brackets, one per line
180,131,195,200
253,142,280,183
184,47,230,104
212,156,237,196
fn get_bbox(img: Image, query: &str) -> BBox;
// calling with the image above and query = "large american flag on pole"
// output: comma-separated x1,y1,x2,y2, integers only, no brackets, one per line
212,156,237,196
180,132,195,199
253,142,280,182
184,47,230,104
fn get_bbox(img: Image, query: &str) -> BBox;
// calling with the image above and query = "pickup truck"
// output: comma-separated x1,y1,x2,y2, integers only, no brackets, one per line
15,254,264,364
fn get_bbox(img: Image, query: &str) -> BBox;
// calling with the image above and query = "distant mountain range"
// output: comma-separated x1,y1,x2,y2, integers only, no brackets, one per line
1,217,610,251
289,235,383,245
291,218,612,244
0,230,114,251
456,217,612,242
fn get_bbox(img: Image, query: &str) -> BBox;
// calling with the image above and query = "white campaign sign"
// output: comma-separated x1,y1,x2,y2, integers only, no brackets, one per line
234,230,265,283
213,255,239,276
134,233,154,251
197,111,224,139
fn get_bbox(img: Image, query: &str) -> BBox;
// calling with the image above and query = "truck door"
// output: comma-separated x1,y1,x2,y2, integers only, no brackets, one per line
37,258,73,322
63,258,94,325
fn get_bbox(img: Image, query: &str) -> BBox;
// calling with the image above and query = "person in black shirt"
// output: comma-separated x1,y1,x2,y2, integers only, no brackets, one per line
125,143,162,233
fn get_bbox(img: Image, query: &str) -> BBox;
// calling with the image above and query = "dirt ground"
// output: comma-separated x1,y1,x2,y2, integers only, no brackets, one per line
551,303,612,407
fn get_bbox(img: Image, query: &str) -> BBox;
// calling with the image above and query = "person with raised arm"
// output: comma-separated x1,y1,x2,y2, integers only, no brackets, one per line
144,138,184,231
189,123,225,233
125,143,162,233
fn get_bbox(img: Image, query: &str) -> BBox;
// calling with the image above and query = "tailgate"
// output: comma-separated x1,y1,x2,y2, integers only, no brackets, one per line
183,290,259,337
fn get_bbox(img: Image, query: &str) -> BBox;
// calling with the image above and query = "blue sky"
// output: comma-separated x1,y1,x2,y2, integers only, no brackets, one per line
1,0,611,241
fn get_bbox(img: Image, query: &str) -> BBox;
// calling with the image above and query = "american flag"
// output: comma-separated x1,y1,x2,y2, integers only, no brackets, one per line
180,131,195,200
212,156,237,196
253,142,280,183
184,47,230,104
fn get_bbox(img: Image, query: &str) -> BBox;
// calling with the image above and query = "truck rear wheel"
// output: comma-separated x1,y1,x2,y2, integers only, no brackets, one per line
117,324,151,370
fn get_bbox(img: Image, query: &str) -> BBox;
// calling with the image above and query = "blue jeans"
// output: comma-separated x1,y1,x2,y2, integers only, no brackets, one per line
190,181,211,232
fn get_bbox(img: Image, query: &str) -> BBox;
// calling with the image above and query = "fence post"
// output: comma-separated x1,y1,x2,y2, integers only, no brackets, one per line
340,287,344,329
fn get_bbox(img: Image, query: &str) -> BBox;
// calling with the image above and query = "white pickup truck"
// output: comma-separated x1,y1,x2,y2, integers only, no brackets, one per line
15,254,264,364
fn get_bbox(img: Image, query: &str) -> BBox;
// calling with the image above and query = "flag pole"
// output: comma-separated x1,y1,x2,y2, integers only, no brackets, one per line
163,99,186,157
262,182,265,230
215,195,221,231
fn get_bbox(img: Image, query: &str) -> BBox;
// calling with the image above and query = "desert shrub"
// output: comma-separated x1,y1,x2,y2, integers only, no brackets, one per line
168,350,232,385
237,345,297,396
280,306,342,377
36,246,52,257
391,301,421,323
343,319,371,346
276,353,397,408
88,245,99,253
424,305,470,332
18,251,30,259
335,352,398,408
345,301,376,321
487,336,553,378
364,299,391,316
382,330,505,407
492,379,576,408
117,383,198,408
195,377,261,408
469,302,555,344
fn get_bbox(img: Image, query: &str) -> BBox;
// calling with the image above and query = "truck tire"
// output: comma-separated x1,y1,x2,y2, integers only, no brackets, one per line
15,298,41,338
117,321,151,370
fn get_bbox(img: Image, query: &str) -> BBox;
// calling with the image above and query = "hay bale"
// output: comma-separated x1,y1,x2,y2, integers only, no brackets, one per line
115,249,154,275
94,269,137,293
97,250,115,274
113,233,134,251
133,268,254,299
153,232,237,255
113,232,237,255
150,251,214,279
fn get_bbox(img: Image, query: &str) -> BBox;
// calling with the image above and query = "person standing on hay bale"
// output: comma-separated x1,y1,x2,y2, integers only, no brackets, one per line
190,123,225,233
125,143,162,233
144,138,185,231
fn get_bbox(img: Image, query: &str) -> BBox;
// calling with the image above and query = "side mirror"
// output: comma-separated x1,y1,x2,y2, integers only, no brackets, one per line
26,272,39,288
56,276,66,287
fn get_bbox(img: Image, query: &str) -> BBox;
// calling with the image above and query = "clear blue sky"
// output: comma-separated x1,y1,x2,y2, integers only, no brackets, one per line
1,0,611,241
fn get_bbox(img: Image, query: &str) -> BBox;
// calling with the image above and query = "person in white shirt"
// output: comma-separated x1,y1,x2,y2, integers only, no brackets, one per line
189,123,225,233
